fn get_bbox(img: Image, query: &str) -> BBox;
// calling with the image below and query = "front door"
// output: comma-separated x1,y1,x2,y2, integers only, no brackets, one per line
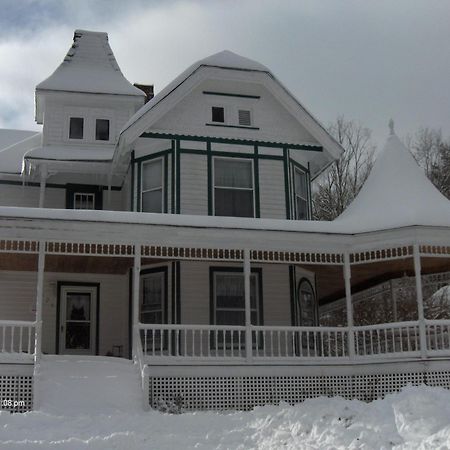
59,285,97,355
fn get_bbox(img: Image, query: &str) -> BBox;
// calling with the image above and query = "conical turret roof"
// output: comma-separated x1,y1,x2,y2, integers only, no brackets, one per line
334,123,450,232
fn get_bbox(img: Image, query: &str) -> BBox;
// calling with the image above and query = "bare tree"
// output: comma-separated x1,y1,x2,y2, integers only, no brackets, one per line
313,116,375,221
408,127,450,200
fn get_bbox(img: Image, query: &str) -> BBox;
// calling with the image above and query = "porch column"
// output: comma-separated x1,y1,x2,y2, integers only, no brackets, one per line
38,165,47,208
343,252,355,359
132,244,141,361
413,244,427,358
243,248,253,363
34,241,46,362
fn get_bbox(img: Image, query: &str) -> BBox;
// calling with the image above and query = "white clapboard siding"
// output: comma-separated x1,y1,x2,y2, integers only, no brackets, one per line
179,261,210,325
180,154,208,215
0,271,129,357
179,261,292,326
259,159,286,219
261,264,291,326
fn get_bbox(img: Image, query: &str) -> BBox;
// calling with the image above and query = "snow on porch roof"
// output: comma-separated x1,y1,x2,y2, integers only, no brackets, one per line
334,122,450,232
36,30,144,97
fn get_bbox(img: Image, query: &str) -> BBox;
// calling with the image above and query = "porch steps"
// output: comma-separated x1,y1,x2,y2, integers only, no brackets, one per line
34,355,143,414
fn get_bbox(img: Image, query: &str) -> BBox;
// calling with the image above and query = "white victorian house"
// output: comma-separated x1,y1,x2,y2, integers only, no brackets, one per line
0,29,449,412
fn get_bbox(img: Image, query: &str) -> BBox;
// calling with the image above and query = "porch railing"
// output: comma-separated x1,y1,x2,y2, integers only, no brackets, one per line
0,320,36,356
252,326,348,359
353,321,421,358
138,320,450,363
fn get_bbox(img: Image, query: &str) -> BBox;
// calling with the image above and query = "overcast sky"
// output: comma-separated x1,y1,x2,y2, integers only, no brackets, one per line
0,0,449,148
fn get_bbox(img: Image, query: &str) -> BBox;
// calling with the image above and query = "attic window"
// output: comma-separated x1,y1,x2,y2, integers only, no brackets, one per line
69,117,84,139
238,110,251,126
211,107,225,123
96,119,110,141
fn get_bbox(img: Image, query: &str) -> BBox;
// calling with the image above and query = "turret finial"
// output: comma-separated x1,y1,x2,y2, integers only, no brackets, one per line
389,118,395,136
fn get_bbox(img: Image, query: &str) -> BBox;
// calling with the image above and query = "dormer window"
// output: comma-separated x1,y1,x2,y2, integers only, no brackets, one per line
238,109,251,126
95,119,110,141
69,117,84,139
211,107,225,123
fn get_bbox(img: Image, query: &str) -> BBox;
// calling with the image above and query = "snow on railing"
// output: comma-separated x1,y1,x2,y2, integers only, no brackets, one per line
139,324,247,360
353,321,420,357
0,320,36,356
251,325,348,359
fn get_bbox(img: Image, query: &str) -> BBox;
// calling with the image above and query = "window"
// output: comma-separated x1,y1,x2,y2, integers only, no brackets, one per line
73,193,95,210
66,185,102,210
211,106,225,123
213,272,260,327
95,119,110,141
294,167,309,220
214,158,254,217
238,109,251,126
297,279,316,326
69,117,84,139
140,271,165,324
141,159,163,213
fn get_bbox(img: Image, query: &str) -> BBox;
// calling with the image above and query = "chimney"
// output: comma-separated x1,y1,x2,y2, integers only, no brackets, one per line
134,84,154,103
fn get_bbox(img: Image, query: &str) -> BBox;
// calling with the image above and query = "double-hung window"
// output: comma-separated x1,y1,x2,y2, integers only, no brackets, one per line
140,271,165,324
73,192,95,210
214,158,254,217
294,167,309,220
212,270,261,349
141,159,163,213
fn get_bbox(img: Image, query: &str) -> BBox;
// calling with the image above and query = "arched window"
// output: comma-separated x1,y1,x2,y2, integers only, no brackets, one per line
297,278,316,326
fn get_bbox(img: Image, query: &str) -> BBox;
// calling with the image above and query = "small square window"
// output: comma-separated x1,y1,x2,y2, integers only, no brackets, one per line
96,119,110,141
238,110,251,126
69,117,84,139
73,192,95,210
211,107,225,123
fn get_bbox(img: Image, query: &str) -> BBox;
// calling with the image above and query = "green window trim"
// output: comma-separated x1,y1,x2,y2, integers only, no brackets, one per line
209,266,264,328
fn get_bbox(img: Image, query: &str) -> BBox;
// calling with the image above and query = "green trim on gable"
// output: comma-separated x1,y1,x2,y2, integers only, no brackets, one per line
175,139,181,214
207,139,213,215
134,148,172,163
171,139,175,214
283,147,291,219
254,145,260,218
140,132,323,152
130,150,135,211
205,123,260,131
202,91,261,99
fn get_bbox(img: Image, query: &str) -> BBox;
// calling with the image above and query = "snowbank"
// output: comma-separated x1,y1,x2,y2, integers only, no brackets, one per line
1,357,450,449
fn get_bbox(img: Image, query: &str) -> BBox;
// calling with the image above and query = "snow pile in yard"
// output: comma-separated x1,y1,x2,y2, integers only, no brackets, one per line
2,357,450,448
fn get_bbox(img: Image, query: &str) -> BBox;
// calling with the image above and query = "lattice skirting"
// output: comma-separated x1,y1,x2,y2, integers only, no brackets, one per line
148,370,450,411
0,375,33,413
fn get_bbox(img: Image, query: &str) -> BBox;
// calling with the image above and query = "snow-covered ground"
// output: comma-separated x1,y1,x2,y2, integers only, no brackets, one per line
1,356,450,449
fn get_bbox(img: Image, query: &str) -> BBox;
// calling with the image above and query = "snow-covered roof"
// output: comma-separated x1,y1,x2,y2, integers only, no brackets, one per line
116,50,344,172
36,30,144,97
0,129,39,151
0,131,42,174
334,125,450,232
120,51,269,135
24,145,114,163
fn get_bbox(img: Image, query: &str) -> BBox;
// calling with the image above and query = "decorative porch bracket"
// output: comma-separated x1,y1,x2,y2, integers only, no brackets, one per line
413,244,427,359
344,252,355,359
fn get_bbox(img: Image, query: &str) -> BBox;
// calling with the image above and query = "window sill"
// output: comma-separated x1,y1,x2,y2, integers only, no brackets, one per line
205,123,260,130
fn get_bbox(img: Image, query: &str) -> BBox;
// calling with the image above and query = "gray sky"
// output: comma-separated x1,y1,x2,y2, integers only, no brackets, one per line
0,0,449,148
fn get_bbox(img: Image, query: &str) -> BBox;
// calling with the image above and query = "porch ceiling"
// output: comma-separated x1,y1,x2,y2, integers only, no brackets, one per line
0,253,171,274
305,257,450,304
